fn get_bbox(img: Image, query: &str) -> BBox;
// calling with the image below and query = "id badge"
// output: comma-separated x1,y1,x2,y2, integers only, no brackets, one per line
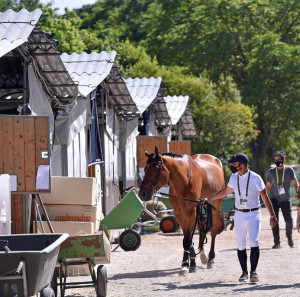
240,198,247,208
278,185,285,196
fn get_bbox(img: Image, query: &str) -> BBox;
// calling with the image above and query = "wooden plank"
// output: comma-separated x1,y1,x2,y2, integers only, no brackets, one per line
169,141,191,155
11,194,16,234
24,117,36,192
137,136,167,167
2,117,14,174
35,117,49,192
14,194,23,234
0,117,3,173
13,117,25,192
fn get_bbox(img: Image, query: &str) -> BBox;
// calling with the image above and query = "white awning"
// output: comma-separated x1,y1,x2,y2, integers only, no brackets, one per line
61,51,117,97
0,8,42,57
125,77,162,114
164,95,189,125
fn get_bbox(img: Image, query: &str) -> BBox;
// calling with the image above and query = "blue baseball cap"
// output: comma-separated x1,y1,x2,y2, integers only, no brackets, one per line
227,153,249,164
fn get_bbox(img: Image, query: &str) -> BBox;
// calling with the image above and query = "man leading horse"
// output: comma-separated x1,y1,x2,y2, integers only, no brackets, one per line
205,153,277,282
139,147,225,275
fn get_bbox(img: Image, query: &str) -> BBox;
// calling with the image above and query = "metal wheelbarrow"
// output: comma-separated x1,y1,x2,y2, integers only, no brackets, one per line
0,233,68,297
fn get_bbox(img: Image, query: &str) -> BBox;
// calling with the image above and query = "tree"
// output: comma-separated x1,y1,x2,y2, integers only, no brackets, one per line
134,0,300,176
38,8,99,54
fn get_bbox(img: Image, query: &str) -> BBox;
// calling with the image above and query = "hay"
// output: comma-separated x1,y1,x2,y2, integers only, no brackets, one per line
139,201,168,222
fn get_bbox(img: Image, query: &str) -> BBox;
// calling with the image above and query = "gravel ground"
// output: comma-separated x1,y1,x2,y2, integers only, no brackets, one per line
61,207,300,297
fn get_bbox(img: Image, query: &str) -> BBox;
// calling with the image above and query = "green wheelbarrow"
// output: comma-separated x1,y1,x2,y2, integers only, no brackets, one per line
99,189,159,252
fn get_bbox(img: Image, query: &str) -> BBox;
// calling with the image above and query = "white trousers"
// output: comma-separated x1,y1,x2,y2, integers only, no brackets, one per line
234,210,262,250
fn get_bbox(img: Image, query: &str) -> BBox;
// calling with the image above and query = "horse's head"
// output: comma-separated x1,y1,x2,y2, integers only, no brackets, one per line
138,146,169,201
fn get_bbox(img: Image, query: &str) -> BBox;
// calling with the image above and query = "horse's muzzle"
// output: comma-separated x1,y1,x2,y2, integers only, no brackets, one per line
138,188,153,201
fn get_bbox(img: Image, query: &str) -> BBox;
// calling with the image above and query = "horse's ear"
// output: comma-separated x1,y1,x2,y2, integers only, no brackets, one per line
155,146,159,155
145,151,150,157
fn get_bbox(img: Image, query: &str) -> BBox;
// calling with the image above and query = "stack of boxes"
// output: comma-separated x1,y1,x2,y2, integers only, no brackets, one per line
37,176,101,275
38,176,101,235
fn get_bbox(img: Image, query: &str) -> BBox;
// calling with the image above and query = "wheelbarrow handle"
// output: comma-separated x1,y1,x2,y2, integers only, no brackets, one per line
16,261,24,276
0,240,10,252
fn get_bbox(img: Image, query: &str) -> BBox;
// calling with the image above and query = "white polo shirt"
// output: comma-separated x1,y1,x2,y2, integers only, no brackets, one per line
227,170,265,209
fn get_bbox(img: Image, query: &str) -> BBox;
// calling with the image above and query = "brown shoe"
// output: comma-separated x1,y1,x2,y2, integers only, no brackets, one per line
250,271,259,282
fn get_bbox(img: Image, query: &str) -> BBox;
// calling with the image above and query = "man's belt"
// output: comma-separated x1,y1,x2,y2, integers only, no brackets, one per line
236,207,260,213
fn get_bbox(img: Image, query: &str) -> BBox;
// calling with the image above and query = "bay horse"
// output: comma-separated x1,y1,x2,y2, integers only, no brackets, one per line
138,147,224,275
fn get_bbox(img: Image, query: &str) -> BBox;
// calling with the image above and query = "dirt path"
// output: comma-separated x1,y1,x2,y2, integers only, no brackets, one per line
63,207,300,297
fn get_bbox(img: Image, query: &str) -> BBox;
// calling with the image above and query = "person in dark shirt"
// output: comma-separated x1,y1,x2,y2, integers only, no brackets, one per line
266,151,299,248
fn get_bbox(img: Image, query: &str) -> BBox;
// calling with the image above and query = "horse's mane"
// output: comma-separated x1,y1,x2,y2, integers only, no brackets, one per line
162,152,184,158
146,152,183,164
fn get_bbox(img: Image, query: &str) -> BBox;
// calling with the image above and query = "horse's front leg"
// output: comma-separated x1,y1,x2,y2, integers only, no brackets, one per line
189,243,197,272
180,231,191,276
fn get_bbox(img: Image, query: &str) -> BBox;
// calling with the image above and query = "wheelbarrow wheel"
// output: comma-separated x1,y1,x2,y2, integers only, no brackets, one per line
97,265,107,297
160,216,178,233
40,287,55,297
119,229,141,251
217,215,225,234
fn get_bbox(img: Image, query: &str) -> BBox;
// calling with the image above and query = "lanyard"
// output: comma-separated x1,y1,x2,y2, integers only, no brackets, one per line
276,165,285,184
237,171,251,198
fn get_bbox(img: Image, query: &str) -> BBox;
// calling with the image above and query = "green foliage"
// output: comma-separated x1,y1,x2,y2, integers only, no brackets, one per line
0,0,49,11
38,8,98,54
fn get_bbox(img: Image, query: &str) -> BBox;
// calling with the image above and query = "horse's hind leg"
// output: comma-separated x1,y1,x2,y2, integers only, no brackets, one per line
199,228,208,265
207,218,219,269
189,243,197,273
207,236,216,269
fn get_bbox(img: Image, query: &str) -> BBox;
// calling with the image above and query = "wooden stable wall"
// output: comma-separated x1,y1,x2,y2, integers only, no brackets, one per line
169,141,191,155
0,115,50,193
137,136,167,167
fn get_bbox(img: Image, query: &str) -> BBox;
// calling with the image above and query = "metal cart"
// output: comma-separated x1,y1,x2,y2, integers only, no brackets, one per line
0,233,68,297
55,227,111,297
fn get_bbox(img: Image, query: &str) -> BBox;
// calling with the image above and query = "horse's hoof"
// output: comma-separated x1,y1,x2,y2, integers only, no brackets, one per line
207,262,215,269
189,266,197,273
200,253,208,265
179,267,189,276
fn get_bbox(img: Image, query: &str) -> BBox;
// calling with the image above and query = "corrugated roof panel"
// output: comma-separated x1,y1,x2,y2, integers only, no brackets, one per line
61,51,117,97
27,28,78,104
104,66,139,115
164,95,189,125
0,8,42,57
125,77,162,114
179,105,197,137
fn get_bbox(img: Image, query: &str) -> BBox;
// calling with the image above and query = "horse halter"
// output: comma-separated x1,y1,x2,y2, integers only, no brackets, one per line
141,158,164,195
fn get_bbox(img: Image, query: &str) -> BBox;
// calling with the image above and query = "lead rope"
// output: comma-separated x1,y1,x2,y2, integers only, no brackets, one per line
189,201,213,256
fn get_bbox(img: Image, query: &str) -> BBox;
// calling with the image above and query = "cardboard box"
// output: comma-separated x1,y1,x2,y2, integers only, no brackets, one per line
34,221,94,236
39,204,101,223
40,177,97,205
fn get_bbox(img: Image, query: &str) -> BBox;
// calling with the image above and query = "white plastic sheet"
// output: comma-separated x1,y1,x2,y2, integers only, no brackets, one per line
0,174,11,235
